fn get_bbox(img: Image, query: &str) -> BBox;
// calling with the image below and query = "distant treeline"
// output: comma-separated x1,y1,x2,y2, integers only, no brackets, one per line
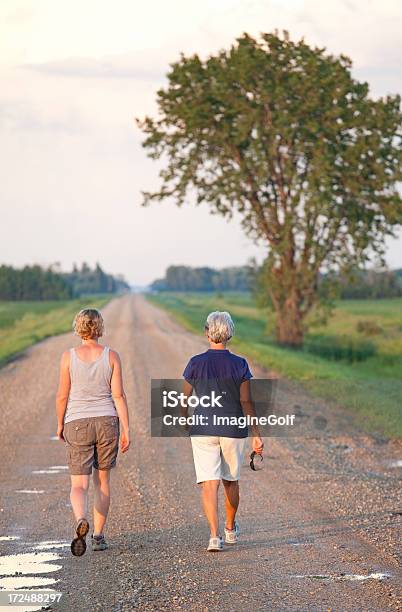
0,263,130,301
151,264,402,299
151,265,254,292
64,262,129,297
334,268,402,299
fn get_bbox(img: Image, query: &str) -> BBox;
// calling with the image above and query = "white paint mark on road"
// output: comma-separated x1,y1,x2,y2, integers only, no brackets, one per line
388,459,402,468
341,572,391,581
0,552,62,577
0,535,20,541
294,574,329,580
0,576,57,588
32,465,68,474
32,470,58,475
294,572,391,582
50,435,59,440
33,540,69,550
16,490,45,494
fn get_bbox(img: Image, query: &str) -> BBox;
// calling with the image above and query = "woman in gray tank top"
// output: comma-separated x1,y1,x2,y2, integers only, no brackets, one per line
55,308,130,556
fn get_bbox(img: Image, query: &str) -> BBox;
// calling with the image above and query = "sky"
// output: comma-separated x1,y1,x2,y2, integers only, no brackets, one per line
0,0,401,286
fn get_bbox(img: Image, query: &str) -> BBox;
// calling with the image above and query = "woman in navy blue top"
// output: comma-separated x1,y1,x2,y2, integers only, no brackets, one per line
182,311,264,552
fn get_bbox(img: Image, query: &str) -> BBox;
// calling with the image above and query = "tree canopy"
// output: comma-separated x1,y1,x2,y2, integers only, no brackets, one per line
138,31,402,346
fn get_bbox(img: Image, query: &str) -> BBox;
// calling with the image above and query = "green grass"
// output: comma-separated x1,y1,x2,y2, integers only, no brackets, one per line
0,296,113,366
147,292,402,438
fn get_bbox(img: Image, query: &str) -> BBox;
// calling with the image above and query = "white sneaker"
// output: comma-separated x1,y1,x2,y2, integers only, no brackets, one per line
225,520,240,544
207,536,223,552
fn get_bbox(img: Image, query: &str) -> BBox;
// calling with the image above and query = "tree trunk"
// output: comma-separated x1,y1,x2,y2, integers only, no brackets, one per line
274,295,304,348
266,252,307,347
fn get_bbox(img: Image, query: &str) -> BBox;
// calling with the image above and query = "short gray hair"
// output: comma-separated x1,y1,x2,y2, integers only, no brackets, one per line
205,311,235,343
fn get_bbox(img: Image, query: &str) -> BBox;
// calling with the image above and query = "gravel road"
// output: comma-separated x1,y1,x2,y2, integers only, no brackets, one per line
0,294,401,611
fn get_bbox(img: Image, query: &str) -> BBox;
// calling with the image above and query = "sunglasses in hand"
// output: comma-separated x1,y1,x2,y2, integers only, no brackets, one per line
250,450,263,471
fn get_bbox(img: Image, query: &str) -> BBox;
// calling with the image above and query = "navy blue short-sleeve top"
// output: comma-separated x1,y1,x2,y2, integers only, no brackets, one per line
182,349,252,437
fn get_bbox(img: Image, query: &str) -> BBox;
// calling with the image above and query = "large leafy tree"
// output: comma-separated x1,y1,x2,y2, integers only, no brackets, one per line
137,31,402,346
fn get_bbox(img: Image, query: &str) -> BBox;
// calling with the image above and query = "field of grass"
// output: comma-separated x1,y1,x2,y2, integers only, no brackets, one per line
147,292,402,438
0,296,112,366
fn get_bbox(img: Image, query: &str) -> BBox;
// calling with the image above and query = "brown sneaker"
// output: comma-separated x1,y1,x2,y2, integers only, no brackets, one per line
71,518,89,557
91,534,108,551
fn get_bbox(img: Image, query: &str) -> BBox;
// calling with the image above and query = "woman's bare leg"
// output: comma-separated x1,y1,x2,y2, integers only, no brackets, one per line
222,479,239,530
70,475,90,521
93,468,111,535
200,480,220,537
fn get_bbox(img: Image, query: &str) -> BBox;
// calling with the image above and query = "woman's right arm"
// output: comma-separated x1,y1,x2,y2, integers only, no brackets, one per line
180,380,193,432
110,350,131,453
55,351,71,440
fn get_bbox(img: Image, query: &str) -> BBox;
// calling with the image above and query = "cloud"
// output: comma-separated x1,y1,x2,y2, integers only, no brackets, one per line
24,53,166,81
0,99,87,134
295,0,402,71
4,5,36,26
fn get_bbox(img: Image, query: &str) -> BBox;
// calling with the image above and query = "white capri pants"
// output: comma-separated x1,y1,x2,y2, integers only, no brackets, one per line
190,436,247,483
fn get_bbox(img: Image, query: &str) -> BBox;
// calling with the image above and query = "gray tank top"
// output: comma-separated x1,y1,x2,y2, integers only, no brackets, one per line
64,346,117,424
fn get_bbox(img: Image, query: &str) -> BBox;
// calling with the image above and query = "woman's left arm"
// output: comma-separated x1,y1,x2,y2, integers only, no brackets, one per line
240,380,264,454
55,351,71,440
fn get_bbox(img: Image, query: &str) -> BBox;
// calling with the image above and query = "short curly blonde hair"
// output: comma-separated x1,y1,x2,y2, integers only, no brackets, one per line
73,309,104,339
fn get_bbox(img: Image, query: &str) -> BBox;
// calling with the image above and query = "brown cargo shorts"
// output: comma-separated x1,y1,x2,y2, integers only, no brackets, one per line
63,416,120,475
